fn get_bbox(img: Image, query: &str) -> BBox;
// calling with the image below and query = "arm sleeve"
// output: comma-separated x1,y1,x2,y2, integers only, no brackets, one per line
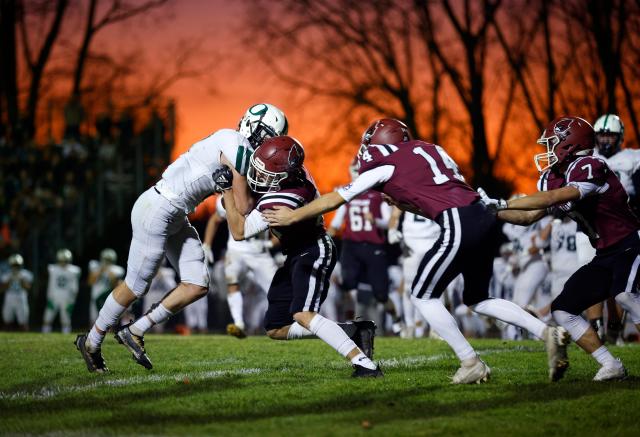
244,209,270,239
376,201,392,229
330,204,347,229
566,157,610,199
336,165,395,202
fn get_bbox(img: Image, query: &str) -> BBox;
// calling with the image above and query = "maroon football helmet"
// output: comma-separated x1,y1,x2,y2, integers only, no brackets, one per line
359,118,412,157
534,116,595,172
248,135,305,193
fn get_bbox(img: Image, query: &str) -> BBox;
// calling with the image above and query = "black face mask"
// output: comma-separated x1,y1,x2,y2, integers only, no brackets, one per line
596,133,621,158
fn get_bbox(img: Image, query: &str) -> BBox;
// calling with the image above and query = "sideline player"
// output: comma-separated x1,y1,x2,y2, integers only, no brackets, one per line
328,161,401,332
1,254,33,331
76,103,288,373
43,249,81,333
490,116,640,380
203,195,277,338
219,135,381,377
87,249,124,324
263,118,569,383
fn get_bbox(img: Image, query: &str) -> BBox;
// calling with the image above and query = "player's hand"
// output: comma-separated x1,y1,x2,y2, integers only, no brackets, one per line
212,166,233,192
202,243,214,264
262,206,295,226
477,187,507,211
388,228,404,245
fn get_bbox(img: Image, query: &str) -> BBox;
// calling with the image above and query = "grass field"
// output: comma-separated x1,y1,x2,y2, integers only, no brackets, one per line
1,333,639,436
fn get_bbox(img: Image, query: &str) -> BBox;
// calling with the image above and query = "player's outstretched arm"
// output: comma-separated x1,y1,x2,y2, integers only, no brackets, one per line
222,189,246,240
220,154,253,215
505,186,580,210
262,191,347,226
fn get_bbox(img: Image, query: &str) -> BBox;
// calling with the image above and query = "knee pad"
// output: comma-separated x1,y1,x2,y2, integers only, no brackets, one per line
552,310,589,341
615,292,640,324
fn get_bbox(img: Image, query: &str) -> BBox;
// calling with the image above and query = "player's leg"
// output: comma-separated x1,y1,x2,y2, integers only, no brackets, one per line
585,302,605,340
339,241,362,303
41,295,59,333
60,300,74,334
224,251,248,337
363,243,402,333
551,262,624,380
605,297,625,344
17,291,29,331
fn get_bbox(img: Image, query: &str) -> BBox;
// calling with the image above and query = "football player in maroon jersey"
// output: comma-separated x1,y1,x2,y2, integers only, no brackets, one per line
217,135,382,377
487,116,640,381
264,119,569,384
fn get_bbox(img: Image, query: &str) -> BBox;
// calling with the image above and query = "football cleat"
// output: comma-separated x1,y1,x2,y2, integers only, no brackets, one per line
451,359,491,384
544,326,571,382
226,323,247,339
75,334,108,373
352,364,384,378
115,324,153,370
593,360,627,381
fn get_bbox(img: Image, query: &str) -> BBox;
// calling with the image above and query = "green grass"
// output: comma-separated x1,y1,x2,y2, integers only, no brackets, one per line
0,333,638,436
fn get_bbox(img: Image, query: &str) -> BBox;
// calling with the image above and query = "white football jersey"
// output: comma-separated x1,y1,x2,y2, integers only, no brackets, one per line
155,129,252,214
400,212,441,240
88,260,125,295
595,148,640,196
47,264,81,298
502,216,552,268
550,219,579,275
1,269,33,295
216,196,269,253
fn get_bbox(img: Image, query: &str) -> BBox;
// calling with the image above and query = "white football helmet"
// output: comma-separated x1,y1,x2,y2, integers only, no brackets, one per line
100,248,117,264
8,254,24,268
594,114,624,158
56,248,73,264
238,103,288,149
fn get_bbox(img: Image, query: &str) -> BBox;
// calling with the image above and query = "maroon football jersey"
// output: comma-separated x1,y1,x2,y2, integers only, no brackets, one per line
342,190,386,244
538,156,640,250
256,170,325,249
357,141,479,220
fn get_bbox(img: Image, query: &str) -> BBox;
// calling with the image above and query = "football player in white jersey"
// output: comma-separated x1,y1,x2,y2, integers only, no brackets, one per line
43,249,81,333
87,249,125,324
502,215,552,312
590,113,639,342
203,195,278,338
1,254,33,331
388,207,441,338
76,103,289,373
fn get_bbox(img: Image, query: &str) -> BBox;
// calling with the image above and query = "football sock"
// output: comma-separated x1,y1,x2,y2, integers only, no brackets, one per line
88,293,126,350
227,291,245,329
287,322,314,339
130,303,172,336
350,352,377,370
591,345,616,366
308,314,360,358
473,298,546,339
411,297,476,362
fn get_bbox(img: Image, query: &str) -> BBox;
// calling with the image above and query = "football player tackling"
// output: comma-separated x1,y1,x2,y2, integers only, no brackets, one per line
218,135,382,377
488,116,640,381
264,119,569,383
75,103,288,373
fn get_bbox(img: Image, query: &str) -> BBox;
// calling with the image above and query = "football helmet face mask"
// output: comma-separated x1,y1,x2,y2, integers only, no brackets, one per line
534,116,595,172
594,114,624,158
248,136,305,193
100,248,117,264
238,103,289,149
8,254,24,269
359,118,412,158
56,248,73,264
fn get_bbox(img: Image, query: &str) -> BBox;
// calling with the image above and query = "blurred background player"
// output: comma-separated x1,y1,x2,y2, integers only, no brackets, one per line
87,248,124,324
388,208,441,338
203,195,278,338
328,160,401,333
1,254,33,331
141,262,177,334
43,249,81,333
489,243,519,339
589,113,640,343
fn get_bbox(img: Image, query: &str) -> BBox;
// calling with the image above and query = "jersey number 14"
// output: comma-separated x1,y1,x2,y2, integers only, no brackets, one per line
413,146,464,185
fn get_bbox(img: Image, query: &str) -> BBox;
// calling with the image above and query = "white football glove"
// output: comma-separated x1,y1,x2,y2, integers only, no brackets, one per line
388,228,404,245
202,243,214,264
477,187,507,210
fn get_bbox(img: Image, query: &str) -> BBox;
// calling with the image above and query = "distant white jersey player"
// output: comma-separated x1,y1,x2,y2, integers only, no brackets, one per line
76,103,289,373
548,218,579,299
1,254,33,330
503,215,552,308
204,195,277,338
43,249,81,333
88,249,125,324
